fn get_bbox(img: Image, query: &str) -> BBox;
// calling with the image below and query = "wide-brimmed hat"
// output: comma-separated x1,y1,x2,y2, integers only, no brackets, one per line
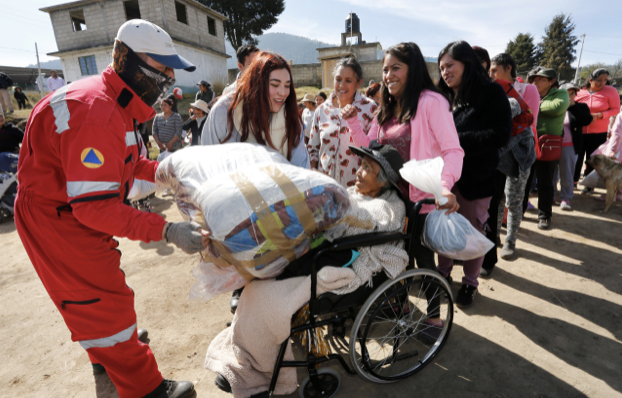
190,99,209,113
528,67,557,83
349,140,404,193
560,81,580,93
197,80,211,87
301,93,316,104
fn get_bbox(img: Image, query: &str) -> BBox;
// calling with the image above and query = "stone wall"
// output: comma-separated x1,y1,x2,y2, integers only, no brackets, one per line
161,0,226,54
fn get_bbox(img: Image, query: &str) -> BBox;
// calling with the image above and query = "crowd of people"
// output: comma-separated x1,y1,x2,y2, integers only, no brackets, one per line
2,16,622,398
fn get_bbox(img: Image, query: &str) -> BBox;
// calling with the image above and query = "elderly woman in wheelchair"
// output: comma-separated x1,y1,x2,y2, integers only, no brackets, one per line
206,142,454,398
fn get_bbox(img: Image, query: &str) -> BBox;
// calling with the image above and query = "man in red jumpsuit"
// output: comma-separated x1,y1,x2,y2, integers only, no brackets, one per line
15,20,205,398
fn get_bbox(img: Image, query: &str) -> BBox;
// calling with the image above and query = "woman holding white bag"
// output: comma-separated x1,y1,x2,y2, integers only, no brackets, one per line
343,42,463,334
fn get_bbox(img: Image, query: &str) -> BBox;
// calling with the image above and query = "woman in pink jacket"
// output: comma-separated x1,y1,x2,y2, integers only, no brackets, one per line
574,68,621,192
341,42,463,340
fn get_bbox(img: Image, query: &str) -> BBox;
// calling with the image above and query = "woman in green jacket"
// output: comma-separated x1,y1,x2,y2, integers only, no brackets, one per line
524,67,569,229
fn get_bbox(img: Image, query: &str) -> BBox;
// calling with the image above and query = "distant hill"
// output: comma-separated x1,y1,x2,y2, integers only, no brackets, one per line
25,59,62,70
226,32,335,68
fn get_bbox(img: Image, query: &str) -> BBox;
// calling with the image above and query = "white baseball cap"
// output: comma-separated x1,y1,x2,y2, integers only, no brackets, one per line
117,19,196,72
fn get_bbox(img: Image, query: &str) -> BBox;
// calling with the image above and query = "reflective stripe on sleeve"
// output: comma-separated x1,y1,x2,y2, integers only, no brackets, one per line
50,86,71,134
67,181,120,197
125,131,137,146
79,323,136,350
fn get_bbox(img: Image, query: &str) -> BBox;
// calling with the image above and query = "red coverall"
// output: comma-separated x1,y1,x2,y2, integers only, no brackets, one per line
15,66,167,398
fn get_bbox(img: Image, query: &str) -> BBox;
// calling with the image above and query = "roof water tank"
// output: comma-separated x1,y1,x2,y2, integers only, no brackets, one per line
345,13,360,33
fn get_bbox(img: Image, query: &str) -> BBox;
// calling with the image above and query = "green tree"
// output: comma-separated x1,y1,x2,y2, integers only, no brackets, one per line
537,13,580,81
505,33,539,74
198,0,285,50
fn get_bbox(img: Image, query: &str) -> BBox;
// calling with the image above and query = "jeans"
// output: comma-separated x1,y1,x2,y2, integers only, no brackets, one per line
502,168,531,244
554,146,578,203
524,159,558,219
574,132,608,182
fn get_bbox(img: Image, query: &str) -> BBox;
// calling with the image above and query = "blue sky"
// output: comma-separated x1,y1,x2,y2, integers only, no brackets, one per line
2,0,621,70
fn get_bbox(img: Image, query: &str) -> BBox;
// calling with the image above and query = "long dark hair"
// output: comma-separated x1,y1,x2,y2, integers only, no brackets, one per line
437,41,491,107
226,51,301,159
377,42,445,126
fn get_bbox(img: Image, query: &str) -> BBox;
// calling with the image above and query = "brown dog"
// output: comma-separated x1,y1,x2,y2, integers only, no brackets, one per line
587,154,622,213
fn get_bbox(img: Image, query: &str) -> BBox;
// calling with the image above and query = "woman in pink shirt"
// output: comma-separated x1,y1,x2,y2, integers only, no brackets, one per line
574,68,621,192
341,42,463,337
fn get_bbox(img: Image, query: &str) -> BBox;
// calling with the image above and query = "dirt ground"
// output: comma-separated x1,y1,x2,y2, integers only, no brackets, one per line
1,187,621,398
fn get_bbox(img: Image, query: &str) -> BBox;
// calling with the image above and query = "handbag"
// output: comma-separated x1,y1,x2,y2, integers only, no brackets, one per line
536,134,563,161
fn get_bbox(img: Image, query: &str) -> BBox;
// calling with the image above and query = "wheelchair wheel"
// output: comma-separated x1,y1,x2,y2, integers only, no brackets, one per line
349,269,453,383
299,368,341,398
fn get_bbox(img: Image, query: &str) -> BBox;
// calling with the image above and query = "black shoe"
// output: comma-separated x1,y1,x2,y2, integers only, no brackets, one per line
445,275,453,285
480,264,494,278
92,363,106,375
137,328,148,343
230,287,244,314
537,218,551,230
456,284,477,309
215,374,232,393
581,186,593,195
143,379,195,398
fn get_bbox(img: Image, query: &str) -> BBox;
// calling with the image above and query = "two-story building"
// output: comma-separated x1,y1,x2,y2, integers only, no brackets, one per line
40,0,230,91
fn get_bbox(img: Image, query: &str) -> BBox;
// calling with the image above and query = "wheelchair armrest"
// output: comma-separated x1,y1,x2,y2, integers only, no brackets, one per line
327,231,409,252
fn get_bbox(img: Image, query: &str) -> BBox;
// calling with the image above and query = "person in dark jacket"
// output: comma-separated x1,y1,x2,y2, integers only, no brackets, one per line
437,41,512,308
553,82,593,210
13,87,29,110
0,72,15,113
183,100,208,146
195,80,214,104
0,110,24,153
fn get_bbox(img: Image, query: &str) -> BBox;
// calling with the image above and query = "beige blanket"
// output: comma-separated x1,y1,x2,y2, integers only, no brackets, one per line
205,267,355,398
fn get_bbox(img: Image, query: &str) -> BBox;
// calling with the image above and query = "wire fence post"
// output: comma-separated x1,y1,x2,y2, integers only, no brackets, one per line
574,34,586,84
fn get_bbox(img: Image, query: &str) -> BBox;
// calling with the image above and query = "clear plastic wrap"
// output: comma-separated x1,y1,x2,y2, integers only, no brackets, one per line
399,156,493,260
156,143,351,282
422,209,494,260
188,261,247,302
399,157,448,205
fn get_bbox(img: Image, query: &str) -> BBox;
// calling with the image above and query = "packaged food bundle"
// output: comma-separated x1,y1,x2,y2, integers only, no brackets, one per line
156,143,351,280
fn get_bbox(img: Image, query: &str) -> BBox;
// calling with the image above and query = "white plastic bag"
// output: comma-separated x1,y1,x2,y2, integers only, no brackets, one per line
399,157,448,205
581,170,606,189
189,261,247,302
127,179,156,200
399,156,493,260
156,143,351,280
422,209,494,261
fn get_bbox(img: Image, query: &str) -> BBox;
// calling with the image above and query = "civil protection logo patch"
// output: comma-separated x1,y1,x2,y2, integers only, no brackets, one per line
81,148,104,169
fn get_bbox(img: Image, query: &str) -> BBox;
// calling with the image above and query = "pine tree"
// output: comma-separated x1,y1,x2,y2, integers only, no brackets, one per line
505,33,538,74
537,14,580,81
198,0,285,50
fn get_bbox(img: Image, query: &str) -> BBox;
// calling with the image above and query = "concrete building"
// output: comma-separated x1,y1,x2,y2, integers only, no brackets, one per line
40,0,230,91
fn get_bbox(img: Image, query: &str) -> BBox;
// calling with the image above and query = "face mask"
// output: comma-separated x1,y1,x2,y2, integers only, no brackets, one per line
112,40,175,107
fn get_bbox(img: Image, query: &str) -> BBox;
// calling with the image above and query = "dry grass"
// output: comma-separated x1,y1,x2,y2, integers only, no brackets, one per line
210,74,229,97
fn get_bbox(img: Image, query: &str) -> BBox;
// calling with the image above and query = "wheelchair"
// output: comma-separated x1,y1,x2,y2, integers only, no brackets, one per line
253,197,454,398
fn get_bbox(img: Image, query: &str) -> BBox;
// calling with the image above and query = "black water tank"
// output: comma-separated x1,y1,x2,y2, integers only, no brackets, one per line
345,13,360,33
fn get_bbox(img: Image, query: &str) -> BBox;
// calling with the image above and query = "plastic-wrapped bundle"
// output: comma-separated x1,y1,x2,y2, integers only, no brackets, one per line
422,209,493,261
156,144,351,280
400,157,494,260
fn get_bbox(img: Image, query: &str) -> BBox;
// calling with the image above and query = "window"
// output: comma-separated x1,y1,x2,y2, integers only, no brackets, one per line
124,0,141,20
207,16,216,36
70,9,87,32
175,1,187,24
79,55,98,76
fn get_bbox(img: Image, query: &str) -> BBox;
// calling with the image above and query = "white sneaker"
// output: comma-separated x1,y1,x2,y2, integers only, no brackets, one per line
560,201,572,211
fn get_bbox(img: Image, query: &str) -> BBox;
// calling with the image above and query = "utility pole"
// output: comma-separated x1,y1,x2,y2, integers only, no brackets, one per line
574,34,586,84
35,42,44,98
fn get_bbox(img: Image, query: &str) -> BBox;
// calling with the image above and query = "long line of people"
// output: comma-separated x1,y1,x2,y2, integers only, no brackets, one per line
195,41,620,311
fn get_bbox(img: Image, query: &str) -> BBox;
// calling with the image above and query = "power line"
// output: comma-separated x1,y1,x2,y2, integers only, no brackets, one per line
0,46,55,54
5,12,52,30
4,5,50,22
583,50,622,57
